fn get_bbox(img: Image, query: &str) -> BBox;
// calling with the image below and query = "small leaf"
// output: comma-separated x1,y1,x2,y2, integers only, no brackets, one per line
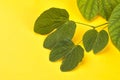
77,0,99,20
34,8,69,34
83,29,109,53
60,45,84,72
83,29,98,52
49,39,74,62
43,21,76,49
99,0,120,20
108,4,120,50
93,30,109,53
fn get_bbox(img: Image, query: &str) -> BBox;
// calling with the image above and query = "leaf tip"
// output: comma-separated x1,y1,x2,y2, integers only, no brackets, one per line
93,50,98,54
60,66,71,72
49,57,56,62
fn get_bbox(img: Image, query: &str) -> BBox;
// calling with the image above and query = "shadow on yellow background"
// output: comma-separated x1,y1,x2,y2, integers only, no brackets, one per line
0,0,120,80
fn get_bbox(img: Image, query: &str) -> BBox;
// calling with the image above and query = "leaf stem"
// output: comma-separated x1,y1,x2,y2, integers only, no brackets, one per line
95,23,108,28
77,40,83,45
75,21,108,29
102,26,108,30
75,22,95,28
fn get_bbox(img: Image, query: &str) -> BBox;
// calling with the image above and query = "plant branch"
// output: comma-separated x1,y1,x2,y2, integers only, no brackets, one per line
77,40,83,45
95,23,108,28
76,21,108,29
75,22,95,28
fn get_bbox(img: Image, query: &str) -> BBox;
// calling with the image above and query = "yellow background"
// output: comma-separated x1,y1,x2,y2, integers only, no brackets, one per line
0,0,120,80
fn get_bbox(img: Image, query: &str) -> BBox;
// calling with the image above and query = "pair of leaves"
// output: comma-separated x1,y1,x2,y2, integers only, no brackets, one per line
77,0,120,20
34,8,84,71
50,39,84,71
34,8,76,49
83,29,109,53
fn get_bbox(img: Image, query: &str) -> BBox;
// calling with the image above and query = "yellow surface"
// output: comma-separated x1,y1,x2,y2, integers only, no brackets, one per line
0,0,120,80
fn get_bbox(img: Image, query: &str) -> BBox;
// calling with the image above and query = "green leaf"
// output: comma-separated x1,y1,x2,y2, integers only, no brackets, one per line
93,30,109,53
99,0,120,20
60,45,84,72
43,21,76,49
77,0,120,20
77,0,99,20
34,8,69,35
83,29,98,52
49,39,84,71
83,29,109,53
108,4,120,51
49,39,74,62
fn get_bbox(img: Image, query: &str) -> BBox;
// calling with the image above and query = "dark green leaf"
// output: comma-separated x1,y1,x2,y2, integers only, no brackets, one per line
83,29,98,52
49,39,74,62
108,4,120,51
43,21,76,49
99,0,120,20
77,0,99,20
60,45,84,72
93,30,109,53
34,8,69,34
83,29,109,53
